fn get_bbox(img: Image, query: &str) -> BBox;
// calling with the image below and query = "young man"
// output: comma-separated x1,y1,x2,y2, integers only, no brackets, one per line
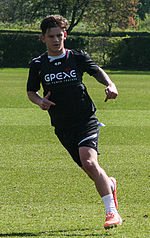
27,15,122,229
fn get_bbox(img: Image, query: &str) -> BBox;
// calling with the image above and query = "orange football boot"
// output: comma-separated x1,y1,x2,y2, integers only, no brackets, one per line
104,212,122,229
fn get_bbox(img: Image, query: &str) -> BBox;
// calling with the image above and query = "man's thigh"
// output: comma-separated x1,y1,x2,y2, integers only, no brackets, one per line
55,116,100,167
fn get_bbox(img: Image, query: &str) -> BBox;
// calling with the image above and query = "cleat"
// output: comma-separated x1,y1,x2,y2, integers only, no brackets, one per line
104,212,122,230
110,177,118,209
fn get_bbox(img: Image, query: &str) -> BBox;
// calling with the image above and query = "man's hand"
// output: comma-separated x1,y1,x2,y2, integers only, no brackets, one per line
105,83,118,102
40,91,56,110
92,67,118,103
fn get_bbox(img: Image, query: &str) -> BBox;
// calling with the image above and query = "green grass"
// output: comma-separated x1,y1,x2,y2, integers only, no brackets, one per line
0,68,150,237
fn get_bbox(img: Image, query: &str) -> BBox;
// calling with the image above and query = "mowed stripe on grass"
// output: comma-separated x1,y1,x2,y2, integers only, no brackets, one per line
0,68,150,237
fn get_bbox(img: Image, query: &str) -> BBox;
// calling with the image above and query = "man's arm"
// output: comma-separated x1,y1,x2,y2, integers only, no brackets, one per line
93,67,118,102
27,91,56,110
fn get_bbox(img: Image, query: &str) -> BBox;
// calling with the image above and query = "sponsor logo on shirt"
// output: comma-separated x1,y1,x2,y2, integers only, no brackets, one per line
44,69,77,84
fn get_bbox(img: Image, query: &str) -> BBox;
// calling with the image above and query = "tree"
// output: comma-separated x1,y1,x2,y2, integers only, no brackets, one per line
0,0,34,23
0,0,90,33
137,0,150,20
44,0,90,34
1,0,140,34
84,0,139,35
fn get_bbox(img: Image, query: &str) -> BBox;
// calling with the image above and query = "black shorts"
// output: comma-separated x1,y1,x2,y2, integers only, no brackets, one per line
55,115,100,167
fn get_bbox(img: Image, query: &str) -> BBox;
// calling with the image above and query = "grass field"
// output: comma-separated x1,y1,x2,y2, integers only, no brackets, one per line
0,68,150,237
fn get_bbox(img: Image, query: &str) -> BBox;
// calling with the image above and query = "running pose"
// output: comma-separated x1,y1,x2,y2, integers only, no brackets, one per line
27,15,122,229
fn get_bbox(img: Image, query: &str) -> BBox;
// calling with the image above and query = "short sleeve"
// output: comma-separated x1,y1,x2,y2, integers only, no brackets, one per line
73,50,99,76
27,61,41,92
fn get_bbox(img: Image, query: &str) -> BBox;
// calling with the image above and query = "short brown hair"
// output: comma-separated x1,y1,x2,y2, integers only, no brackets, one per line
40,15,68,35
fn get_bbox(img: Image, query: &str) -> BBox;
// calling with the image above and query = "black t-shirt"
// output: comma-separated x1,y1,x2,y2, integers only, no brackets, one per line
27,49,99,129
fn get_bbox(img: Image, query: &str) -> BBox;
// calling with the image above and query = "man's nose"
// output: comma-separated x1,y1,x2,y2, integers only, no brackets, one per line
53,36,59,41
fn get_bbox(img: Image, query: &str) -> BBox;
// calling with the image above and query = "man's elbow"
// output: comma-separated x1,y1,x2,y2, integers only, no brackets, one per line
27,91,36,100
27,90,35,95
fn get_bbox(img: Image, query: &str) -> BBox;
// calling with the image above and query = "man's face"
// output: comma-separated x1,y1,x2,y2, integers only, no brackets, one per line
41,27,66,56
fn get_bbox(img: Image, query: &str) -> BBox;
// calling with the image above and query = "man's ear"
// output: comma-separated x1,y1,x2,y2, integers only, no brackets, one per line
64,31,67,40
40,34,45,43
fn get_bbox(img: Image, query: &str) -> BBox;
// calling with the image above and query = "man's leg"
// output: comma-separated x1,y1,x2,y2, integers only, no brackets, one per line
79,146,112,197
55,127,122,229
79,146,122,229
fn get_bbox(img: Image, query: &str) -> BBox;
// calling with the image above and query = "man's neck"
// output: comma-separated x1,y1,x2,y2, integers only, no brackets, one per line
48,48,66,57
48,49,67,62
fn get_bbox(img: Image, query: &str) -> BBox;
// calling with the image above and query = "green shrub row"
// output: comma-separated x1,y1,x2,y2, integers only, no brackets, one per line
71,31,150,37
0,33,44,67
107,37,150,69
86,37,122,67
87,36,150,69
0,31,150,69
1,29,150,37
0,32,88,67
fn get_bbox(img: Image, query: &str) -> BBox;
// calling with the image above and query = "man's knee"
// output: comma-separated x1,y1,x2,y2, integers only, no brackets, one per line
82,158,96,171
79,146,99,172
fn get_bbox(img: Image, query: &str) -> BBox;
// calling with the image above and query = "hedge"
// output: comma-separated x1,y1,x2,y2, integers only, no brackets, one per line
1,29,150,37
107,37,150,69
0,32,88,67
86,37,122,67
0,31,150,69
71,31,150,38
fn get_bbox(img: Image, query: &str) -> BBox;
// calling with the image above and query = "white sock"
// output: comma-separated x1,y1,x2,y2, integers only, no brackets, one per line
102,194,118,214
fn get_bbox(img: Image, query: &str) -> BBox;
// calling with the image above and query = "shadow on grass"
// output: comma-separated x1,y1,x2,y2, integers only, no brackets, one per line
0,228,112,237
